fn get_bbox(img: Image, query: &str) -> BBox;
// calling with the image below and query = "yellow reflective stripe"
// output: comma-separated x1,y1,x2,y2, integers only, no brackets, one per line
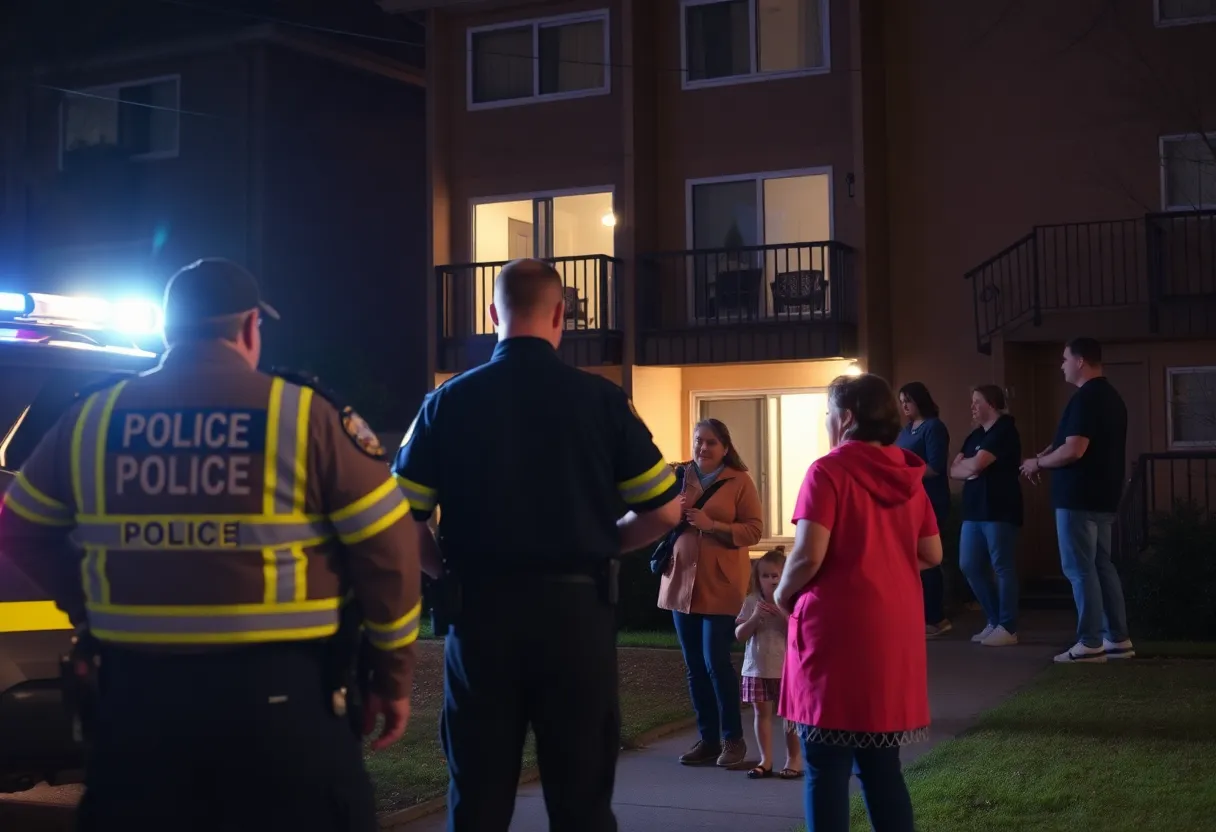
16,472,68,511
77,512,323,525
91,626,338,645
1,492,73,526
331,478,397,523
293,387,312,513
617,459,677,505
365,600,422,650
341,498,408,546
617,459,668,491
87,598,340,616
263,377,284,515
70,392,97,511
93,384,124,607
632,468,677,505
394,475,435,510
0,601,72,633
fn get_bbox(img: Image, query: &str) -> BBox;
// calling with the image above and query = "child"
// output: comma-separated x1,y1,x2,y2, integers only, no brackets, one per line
735,549,803,780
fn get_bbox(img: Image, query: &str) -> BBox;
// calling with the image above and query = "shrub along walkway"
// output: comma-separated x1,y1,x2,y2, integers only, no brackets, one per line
402,610,1074,832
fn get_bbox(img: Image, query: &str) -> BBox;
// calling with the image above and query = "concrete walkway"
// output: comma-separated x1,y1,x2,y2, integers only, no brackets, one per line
403,610,1075,832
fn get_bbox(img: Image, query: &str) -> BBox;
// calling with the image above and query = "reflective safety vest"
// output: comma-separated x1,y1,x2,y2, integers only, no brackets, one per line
0,344,421,695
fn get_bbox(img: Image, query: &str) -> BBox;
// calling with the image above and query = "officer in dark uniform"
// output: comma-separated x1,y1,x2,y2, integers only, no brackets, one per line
393,258,683,832
0,258,422,831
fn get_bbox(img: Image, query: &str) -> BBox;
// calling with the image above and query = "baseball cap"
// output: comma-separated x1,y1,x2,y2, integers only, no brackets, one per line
162,257,280,330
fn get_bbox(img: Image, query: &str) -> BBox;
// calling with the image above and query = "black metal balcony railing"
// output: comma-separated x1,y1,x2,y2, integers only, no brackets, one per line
435,254,621,371
1116,451,1216,560
964,210,1216,353
635,242,858,364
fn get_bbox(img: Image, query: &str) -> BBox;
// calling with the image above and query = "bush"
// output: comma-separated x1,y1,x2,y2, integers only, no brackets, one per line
617,548,674,632
1123,502,1216,640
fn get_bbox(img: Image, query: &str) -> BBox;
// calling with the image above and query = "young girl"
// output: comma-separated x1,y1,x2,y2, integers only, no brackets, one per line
735,549,803,780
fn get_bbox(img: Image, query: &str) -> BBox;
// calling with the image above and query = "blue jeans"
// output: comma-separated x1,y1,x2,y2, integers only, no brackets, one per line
959,521,1020,633
802,739,914,832
1055,509,1131,648
672,611,742,743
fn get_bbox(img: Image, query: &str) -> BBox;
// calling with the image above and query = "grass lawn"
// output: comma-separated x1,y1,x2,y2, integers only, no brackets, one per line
793,658,1216,831
364,634,719,813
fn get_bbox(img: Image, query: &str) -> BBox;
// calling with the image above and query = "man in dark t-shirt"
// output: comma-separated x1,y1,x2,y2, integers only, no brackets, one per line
1019,338,1134,664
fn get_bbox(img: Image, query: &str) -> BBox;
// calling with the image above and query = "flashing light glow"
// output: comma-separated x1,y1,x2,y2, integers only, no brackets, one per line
21,293,163,337
0,293,26,313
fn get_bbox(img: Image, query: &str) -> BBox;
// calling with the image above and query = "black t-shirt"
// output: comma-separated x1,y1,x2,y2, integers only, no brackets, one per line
1050,377,1128,513
960,414,1024,526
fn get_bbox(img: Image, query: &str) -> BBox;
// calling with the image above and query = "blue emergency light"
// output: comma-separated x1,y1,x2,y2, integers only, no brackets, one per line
0,291,163,337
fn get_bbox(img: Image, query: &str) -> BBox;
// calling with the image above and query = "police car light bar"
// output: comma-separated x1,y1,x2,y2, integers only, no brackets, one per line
4,292,164,336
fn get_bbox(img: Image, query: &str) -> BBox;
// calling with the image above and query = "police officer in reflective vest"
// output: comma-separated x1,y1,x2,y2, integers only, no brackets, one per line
393,258,683,831
0,258,422,831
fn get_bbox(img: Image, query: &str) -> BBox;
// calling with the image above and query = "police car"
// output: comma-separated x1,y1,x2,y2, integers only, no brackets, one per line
0,290,161,793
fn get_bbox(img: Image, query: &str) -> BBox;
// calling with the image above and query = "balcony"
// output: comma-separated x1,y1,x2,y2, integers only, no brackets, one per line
435,254,622,372
965,210,1216,354
635,242,858,365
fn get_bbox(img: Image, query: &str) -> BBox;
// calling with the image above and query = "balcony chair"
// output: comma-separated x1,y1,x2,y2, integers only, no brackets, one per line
771,269,826,315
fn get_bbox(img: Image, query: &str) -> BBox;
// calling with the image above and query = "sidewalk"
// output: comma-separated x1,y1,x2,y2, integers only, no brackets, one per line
402,610,1075,832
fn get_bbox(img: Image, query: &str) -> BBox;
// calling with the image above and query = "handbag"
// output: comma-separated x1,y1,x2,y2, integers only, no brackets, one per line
649,473,732,575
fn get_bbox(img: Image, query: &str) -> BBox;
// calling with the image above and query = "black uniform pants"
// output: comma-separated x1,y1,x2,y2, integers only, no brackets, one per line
76,642,376,832
441,575,620,832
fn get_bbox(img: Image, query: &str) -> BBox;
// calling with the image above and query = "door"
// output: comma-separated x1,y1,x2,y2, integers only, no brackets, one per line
699,397,767,536
507,218,533,260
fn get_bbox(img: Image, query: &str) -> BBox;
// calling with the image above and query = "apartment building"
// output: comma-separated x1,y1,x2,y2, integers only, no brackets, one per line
382,0,1216,580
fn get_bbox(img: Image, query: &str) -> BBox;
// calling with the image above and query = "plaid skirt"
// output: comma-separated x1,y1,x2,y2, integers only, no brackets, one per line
741,675,781,704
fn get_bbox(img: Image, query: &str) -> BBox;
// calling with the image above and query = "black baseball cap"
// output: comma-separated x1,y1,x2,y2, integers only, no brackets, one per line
162,257,280,329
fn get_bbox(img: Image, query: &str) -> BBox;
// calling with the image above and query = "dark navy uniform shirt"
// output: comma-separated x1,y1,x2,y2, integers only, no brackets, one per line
392,337,680,574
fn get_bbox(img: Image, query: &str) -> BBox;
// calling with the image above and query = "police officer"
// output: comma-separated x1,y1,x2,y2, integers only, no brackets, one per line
0,258,422,831
393,258,683,831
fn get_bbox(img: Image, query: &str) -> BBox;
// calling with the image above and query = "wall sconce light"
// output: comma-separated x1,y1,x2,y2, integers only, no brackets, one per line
845,172,855,199
601,212,617,227
844,360,863,377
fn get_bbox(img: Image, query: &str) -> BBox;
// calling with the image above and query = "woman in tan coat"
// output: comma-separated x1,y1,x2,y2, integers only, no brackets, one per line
658,418,764,769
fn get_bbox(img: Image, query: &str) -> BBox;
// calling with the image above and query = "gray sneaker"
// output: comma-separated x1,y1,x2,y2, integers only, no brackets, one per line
716,738,747,768
678,740,721,766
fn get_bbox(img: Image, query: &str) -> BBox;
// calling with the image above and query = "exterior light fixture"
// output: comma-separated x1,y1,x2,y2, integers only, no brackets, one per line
844,361,863,377
601,212,617,227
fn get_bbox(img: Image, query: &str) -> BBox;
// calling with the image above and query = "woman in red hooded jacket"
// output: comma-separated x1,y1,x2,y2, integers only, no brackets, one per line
774,373,943,832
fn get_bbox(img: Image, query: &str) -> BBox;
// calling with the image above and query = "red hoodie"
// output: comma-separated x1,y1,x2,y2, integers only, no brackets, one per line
778,440,938,735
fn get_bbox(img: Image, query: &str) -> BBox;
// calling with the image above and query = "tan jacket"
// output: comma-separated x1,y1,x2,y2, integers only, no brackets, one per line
657,465,764,616
0,342,421,698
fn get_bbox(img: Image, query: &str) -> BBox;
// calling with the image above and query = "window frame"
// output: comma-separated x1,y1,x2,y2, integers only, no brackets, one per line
1159,132,1216,211
679,0,831,91
1166,366,1216,449
1154,0,1216,27
465,10,611,111
691,385,828,544
468,184,617,261
57,74,182,171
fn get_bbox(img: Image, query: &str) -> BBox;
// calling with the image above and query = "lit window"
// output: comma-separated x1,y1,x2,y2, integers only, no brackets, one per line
683,0,828,88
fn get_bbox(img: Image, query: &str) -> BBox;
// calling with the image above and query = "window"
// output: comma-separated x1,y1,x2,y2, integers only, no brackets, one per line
1156,0,1216,25
1161,134,1216,210
687,170,833,319
468,12,609,108
1168,368,1216,447
470,190,616,333
60,77,180,167
696,390,830,539
682,0,828,89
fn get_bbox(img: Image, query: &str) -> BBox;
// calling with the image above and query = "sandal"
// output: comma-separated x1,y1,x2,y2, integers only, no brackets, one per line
778,768,802,780
746,766,773,779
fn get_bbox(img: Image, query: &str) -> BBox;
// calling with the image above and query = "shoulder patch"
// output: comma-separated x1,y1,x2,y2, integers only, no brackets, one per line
270,367,386,460
341,406,386,460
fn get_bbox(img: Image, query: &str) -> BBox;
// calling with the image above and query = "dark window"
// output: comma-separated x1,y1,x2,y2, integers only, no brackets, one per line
470,16,607,105
61,77,179,166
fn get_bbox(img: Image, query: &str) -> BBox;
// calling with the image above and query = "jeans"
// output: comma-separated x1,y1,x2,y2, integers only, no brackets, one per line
802,739,914,832
1055,509,1131,648
672,611,742,743
921,566,945,625
959,521,1020,633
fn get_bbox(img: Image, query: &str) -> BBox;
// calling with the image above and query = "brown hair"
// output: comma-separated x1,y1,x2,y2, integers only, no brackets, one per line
749,548,787,603
693,418,748,471
972,384,1007,411
827,373,902,445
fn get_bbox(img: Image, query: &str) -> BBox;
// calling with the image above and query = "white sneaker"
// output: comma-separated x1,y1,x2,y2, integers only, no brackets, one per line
971,624,995,643
981,625,1018,647
1054,642,1107,663
1103,639,1135,659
